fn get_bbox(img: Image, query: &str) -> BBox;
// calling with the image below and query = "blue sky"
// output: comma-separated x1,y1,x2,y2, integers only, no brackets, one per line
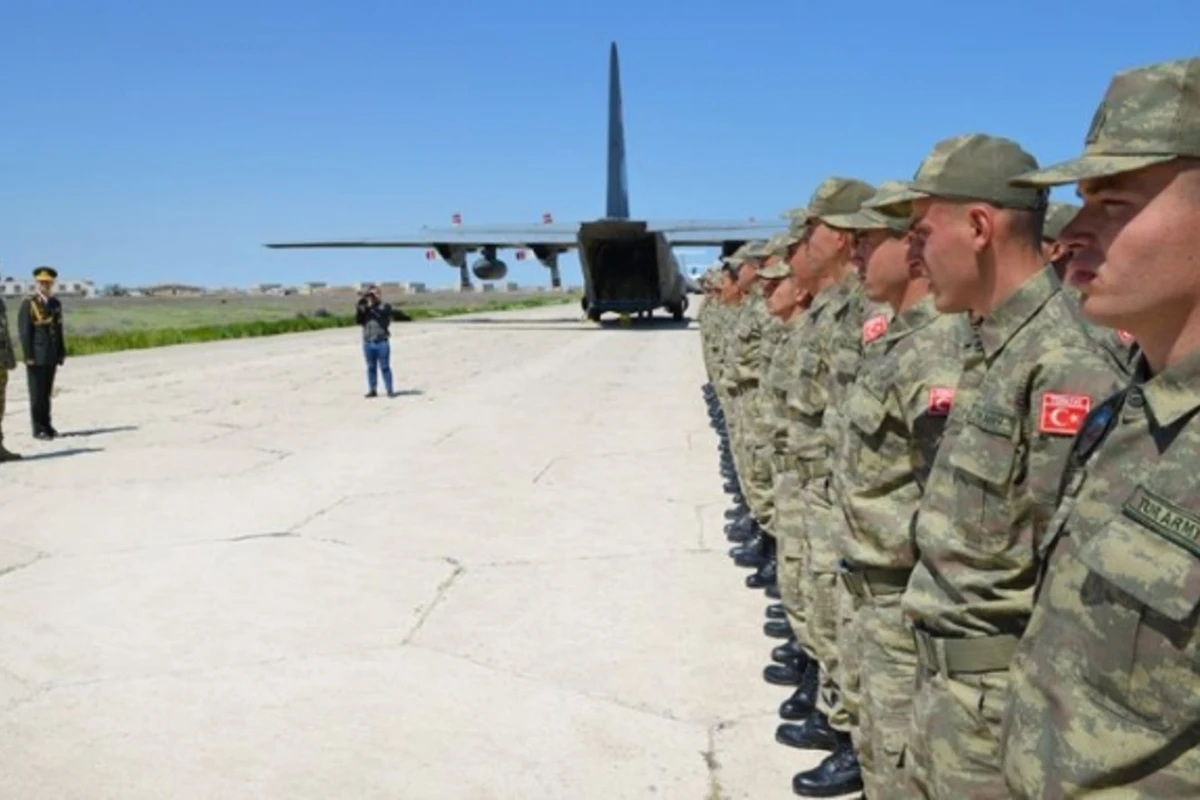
2,0,1197,291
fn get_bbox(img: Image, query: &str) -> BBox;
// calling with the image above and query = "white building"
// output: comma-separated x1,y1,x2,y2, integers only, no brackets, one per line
1,276,96,298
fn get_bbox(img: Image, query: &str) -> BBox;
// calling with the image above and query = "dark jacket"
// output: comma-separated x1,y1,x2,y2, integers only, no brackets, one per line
0,296,15,370
17,293,66,366
355,298,393,342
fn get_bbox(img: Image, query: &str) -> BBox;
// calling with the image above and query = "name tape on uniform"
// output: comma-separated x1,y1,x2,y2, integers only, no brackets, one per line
1039,392,1092,436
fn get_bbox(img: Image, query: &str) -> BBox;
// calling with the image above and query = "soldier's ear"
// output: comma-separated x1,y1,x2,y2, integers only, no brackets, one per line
964,205,996,252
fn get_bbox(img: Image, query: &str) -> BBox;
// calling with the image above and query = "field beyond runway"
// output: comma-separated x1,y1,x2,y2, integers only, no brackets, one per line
0,301,840,799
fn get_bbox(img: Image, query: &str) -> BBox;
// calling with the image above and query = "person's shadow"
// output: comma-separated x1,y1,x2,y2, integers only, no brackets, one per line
387,390,423,398
16,446,104,462
56,425,139,438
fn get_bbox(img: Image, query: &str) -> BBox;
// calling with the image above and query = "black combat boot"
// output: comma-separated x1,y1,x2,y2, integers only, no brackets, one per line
745,557,776,587
776,709,839,752
791,733,863,797
763,618,792,639
770,638,802,664
779,661,819,719
764,581,781,599
725,516,756,542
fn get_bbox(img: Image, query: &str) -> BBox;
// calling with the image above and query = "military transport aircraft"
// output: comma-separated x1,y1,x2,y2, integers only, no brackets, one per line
264,42,784,322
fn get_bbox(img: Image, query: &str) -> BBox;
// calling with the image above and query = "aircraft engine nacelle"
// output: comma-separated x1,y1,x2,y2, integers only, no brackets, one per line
471,257,508,281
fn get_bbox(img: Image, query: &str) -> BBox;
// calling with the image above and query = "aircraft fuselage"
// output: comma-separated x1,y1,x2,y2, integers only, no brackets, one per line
576,220,687,320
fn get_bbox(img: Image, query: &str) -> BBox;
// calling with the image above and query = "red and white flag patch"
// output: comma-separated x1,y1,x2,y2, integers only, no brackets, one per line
862,314,889,344
928,387,955,416
1117,329,1135,345
1039,393,1091,436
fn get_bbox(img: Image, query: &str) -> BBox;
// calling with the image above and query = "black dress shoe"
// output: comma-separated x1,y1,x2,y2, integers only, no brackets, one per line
764,619,792,639
764,660,803,686
33,430,53,440
776,711,839,752
771,638,801,664
724,504,748,521
791,736,863,797
765,602,786,619
765,582,781,599
722,480,740,494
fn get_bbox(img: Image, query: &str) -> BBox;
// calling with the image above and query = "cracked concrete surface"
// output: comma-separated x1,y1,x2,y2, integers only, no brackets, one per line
0,302,847,799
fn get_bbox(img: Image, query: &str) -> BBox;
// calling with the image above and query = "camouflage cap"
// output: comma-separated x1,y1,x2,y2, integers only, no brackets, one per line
793,177,877,224
720,241,754,267
763,233,790,258
1043,201,1080,241
1012,58,1200,187
822,180,911,233
878,134,1047,211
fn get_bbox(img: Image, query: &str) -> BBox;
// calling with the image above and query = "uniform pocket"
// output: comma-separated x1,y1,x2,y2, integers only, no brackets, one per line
1072,509,1200,729
947,421,1019,554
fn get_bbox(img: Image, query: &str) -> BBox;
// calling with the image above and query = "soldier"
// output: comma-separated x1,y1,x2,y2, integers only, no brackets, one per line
17,266,66,440
1045,200,1139,372
1000,56,1200,797
873,134,1127,798
820,181,964,798
772,176,875,798
0,272,22,462
759,222,821,712
722,241,782,580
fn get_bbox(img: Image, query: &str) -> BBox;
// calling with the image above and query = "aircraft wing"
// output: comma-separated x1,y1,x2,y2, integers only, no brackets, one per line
652,220,788,246
264,223,582,250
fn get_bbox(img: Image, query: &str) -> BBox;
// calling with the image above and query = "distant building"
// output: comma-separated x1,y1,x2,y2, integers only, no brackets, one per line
1,276,96,297
143,283,205,297
297,281,329,295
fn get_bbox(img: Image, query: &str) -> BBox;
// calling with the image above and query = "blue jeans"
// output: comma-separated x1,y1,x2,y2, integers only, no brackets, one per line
363,339,393,394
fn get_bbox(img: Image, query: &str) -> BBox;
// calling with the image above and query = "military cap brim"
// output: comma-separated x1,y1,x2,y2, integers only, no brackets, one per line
33,267,57,281
755,261,791,279
1009,153,1178,187
821,209,896,231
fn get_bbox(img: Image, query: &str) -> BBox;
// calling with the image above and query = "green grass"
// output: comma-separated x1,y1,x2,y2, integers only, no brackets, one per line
7,291,578,359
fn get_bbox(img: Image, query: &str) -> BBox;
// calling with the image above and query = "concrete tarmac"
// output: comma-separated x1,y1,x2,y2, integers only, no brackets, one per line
0,302,846,799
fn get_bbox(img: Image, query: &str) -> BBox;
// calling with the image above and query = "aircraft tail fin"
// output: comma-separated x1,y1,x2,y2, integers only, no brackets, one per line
606,41,630,220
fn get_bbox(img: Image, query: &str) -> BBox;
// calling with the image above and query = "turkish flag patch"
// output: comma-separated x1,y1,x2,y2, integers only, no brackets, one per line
928,388,955,416
1117,329,1135,345
1038,393,1091,436
862,314,889,344
926,386,955,417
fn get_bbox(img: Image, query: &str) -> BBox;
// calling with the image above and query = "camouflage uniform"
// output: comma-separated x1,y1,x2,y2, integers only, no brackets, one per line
1000,57,1200,797
0,293,18,461
877,135,1129,798
720,244,774,527
821,186,965,799
773,178,877,800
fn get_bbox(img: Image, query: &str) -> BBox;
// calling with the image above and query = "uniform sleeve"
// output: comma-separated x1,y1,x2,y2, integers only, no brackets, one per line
1023,350,1127,545
728,314,764,387
56,308,66,363
16,300,32,362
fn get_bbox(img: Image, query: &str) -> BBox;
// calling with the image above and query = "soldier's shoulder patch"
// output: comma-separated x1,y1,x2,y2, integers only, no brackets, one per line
862,314,888,345
928,387,955,416
1039,392,1092,436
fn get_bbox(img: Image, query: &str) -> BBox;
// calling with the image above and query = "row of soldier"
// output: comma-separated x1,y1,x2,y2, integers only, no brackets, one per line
696,57,1199,799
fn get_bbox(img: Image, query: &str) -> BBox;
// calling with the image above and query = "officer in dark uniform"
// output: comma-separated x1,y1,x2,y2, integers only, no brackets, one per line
17,266,66,439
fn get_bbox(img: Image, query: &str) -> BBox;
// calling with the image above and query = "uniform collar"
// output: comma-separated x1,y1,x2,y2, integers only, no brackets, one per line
1135,346,1200,429
884,294,938,341
976,266,1058,359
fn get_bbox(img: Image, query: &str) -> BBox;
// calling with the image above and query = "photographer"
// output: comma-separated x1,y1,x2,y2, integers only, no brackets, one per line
354,285,395,398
